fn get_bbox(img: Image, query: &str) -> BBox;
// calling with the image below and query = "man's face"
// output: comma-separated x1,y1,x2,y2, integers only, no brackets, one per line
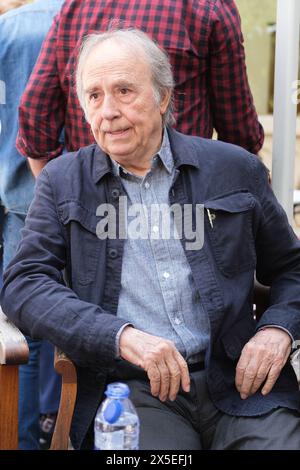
82,40,170,168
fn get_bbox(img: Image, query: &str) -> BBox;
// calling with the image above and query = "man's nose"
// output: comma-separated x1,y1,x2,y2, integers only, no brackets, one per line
100,95,120,120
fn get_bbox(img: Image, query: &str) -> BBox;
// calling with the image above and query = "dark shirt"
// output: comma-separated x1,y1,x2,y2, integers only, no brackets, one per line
16,0,264,160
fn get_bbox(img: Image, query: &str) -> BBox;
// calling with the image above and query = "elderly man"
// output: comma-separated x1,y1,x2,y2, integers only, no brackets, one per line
1,30,300,450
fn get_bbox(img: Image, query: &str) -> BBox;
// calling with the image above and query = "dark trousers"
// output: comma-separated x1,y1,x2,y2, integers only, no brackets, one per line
111,369,300,450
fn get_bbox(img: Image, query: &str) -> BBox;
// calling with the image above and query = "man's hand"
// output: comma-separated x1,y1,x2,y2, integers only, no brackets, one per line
119,326,190,401
235,327,292,399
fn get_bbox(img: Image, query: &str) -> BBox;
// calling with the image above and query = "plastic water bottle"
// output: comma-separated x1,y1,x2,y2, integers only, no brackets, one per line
94,382,140,450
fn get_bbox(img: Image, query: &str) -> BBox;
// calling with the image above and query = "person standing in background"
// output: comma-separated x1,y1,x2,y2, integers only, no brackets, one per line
15,0,264,177
0,0,64,449
0,0,29,294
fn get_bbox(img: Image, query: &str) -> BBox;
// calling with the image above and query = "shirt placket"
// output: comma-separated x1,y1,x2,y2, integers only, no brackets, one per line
141,169,197,355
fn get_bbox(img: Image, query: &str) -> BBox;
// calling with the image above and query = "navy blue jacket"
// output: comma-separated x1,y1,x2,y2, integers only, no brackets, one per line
1,128,300,449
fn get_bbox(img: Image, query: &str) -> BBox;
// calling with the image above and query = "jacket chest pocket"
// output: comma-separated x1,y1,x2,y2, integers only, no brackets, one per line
58,202,102,285
204,191,257,277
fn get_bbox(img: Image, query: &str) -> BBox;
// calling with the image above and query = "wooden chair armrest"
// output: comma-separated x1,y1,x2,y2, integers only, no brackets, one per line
50,348,77,450
0,307,29,449
0,307,29,365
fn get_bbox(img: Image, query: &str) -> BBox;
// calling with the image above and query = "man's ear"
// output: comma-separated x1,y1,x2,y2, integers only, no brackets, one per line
159,89,172,116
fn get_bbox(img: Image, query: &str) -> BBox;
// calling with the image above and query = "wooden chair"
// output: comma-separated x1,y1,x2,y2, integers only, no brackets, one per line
50,350,77,450
0,307,29,449
49,281,276,450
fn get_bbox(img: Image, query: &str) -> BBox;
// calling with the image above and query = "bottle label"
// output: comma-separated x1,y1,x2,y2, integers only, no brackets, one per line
95,430,124,450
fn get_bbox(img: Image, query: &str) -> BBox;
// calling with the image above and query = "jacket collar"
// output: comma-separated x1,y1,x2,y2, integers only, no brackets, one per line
167,127,201,170
92,145,113,184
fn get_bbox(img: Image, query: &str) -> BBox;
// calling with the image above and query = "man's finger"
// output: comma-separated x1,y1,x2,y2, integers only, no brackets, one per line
235,352,251,393
147,363,161,397
249,360,272,396
261,361,285,396
173,351,190,393
238,361,258,399
155,360,170,401
165,360,181,401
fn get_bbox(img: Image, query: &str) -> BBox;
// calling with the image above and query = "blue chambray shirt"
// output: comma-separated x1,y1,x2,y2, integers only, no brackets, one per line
111,130,210,363
0,0,64,214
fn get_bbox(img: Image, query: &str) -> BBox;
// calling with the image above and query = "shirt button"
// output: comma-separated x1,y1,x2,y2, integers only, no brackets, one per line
144,182,150,189
152,225,159,233
163,272,170,279
111,188,120,199
174,317,181,325
108,248,118,259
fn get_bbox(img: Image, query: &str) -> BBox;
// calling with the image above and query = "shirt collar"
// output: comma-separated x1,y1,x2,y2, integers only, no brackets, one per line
110,127,174,179
156,128,174,174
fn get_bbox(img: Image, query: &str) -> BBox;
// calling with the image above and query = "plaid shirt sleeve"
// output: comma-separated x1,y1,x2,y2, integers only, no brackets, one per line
208,0,264,154
16,13,66,160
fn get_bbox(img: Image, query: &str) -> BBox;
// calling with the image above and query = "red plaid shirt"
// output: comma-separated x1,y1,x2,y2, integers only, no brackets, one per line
16,0,264,159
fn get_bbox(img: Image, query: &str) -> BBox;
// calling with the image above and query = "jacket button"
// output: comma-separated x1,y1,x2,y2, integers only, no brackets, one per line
109,248,118,259
111,188,120,199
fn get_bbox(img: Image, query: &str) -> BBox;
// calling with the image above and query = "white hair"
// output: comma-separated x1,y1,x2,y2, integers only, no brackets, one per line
76,28,175,126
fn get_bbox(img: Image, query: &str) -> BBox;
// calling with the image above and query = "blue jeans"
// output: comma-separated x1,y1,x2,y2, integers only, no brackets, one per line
2,211,61,449
39,341,61,414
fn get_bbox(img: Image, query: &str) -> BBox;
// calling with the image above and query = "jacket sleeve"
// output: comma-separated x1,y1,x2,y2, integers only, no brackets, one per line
16,14,65,161
251,157,300,340
0,169,129,367
208,0,264,154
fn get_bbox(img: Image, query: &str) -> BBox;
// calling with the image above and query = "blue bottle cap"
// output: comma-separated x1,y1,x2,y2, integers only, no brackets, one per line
103,400,123,424
105,382,130,398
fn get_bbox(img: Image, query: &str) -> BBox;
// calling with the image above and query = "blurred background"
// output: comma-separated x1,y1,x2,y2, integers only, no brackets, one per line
236,0,299,183
230,1,300,235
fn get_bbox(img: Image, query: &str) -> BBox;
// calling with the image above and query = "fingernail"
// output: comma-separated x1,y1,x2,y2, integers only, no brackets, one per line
241,393,247,399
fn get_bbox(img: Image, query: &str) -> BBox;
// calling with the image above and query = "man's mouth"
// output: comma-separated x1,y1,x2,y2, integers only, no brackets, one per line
106,128,130,136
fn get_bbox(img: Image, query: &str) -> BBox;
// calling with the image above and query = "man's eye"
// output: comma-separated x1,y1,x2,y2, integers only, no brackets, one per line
90,93,99,101
119,88,129,95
